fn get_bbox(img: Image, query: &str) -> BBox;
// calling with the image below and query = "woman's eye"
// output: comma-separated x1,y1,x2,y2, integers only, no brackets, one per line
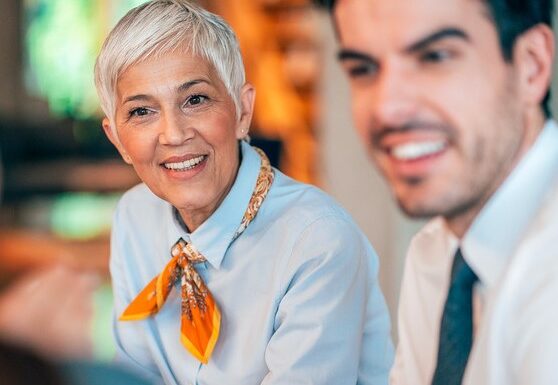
186,95,207,106
129,107,150,117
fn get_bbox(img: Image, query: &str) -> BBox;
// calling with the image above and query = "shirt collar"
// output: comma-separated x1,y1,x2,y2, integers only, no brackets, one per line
165,141,262,269
462,120,558,288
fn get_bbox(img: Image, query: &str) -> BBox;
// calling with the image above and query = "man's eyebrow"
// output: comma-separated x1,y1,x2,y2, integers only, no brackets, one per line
405,27,470,53
336,28,468,62
337,49,375,63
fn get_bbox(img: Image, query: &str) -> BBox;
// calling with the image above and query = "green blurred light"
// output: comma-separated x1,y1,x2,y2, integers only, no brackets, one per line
25,0,99,119
50,193,120,240
92,283,116,362
24,0,148,120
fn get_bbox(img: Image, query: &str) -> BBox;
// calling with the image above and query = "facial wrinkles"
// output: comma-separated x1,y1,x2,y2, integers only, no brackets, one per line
113,50,243,228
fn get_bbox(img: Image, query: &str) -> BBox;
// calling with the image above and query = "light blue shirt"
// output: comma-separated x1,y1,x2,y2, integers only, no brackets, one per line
110,141,394,385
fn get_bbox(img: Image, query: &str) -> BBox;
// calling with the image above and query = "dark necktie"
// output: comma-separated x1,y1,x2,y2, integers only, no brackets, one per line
431,248,479,385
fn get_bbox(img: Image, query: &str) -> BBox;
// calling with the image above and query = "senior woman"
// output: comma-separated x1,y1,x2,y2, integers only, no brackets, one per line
94,1,393,384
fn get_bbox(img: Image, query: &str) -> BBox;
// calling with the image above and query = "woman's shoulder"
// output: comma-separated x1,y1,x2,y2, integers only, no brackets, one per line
258,170,378,275
265,169,354,230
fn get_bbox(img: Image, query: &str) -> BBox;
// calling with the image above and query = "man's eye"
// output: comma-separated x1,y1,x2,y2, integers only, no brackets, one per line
186,95,208,106
129,107,150,117
420,49,453,63
347,63,377,78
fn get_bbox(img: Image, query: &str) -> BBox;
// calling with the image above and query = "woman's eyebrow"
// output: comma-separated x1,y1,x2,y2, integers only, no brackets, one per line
122,93,152,104
176,78,211,93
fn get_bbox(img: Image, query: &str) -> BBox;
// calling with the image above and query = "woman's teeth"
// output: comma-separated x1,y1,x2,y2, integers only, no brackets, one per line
164,155,206,171
391,141,447,161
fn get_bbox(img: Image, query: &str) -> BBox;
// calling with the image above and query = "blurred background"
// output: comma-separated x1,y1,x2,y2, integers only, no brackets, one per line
0,0,557,364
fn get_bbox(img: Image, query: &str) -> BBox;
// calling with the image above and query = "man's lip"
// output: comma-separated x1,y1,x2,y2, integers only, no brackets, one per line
385,149,447,180
378,132,448,152
372,123,453,150
388,140,448,161
375,138,451,179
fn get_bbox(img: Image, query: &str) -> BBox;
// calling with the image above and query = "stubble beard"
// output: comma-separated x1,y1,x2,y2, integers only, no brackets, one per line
393,95,523,234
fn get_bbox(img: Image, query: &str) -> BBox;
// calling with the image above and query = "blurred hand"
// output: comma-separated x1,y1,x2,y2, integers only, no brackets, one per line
0,264,101,360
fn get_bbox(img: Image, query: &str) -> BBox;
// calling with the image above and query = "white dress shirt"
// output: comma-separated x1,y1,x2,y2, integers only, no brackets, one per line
110,141,394,385
391,120,558,385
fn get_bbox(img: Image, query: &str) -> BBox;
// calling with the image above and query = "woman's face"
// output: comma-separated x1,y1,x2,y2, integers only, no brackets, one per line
103,50,254,232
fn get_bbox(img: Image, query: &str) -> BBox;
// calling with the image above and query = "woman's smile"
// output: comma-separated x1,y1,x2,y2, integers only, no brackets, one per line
161,153,209,179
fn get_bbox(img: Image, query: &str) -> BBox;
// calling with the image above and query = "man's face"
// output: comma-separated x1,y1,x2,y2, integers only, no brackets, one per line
335,0,532,232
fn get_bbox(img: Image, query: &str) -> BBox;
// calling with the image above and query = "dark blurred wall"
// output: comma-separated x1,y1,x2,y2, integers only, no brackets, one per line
0,0,22,119
0,0,53,124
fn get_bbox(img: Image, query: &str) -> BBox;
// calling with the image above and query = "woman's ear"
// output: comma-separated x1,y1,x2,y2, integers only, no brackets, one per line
102,118,132,164
235,83,256,139
514,23,555,110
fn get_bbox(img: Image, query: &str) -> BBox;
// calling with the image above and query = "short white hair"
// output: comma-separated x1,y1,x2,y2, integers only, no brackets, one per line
94,0,246,130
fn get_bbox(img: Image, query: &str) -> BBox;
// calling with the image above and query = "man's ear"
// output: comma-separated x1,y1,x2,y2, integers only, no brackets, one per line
235,83,256,139
514,23,555,110
102,117,132,164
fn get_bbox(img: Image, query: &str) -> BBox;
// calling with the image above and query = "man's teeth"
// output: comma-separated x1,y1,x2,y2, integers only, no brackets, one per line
391,141,446,160
164,155,206,171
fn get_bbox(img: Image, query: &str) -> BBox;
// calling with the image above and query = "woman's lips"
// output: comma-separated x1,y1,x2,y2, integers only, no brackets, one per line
162,154,207,171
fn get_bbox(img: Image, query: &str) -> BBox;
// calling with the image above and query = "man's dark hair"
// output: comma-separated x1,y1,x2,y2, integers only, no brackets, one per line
316,0,554,117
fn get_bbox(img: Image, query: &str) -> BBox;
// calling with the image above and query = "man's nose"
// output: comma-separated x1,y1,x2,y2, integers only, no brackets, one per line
369,64,418,128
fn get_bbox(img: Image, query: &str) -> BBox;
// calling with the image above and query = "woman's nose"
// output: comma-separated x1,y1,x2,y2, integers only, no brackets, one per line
158,110,194,145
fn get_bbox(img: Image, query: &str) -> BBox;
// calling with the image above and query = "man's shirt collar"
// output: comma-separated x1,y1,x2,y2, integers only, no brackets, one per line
462,120,558,288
